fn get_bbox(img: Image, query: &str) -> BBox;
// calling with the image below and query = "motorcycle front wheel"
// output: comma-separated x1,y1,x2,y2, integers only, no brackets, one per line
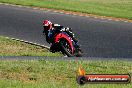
59,39,74,57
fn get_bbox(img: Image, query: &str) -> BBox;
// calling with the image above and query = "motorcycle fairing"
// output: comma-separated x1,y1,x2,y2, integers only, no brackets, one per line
54,32,74,54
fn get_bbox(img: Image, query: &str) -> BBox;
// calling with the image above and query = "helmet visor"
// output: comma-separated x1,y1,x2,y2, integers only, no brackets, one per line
44,25,50,30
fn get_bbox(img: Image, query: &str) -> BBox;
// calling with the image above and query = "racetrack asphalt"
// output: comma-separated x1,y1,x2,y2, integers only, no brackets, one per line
0,4,132,58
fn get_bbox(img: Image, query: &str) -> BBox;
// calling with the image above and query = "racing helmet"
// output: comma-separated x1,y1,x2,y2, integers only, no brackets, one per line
43,20,52,31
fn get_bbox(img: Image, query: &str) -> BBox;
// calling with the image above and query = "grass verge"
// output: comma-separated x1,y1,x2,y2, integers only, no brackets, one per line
0,59,132,88
0,0,132,20
0,36,61,56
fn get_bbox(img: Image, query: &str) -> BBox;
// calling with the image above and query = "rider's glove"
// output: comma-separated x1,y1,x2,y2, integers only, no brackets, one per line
60,27,71,31
60,28,66,31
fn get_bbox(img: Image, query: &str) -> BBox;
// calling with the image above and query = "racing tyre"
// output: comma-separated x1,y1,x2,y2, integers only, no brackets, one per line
59,39,74,57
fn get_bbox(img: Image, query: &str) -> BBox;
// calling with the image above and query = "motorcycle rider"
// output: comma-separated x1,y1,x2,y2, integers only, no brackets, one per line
42,20,80,52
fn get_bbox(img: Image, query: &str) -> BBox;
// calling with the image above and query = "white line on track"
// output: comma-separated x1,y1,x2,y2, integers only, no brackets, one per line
5,37,50,50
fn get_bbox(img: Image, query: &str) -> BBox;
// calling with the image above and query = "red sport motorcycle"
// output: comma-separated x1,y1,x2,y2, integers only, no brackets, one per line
50,31,82,57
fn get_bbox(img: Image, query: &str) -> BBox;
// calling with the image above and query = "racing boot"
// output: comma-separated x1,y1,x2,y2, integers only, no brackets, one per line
73,40,83,53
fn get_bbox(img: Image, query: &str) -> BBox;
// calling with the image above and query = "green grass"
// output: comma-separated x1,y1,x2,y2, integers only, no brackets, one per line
0,59,132,88
0,0,132,19
0,36,62,56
